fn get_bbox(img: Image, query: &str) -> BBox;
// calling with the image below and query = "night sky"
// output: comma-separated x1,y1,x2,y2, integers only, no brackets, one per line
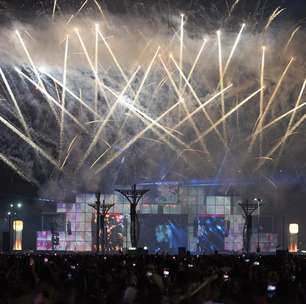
0,0,305,20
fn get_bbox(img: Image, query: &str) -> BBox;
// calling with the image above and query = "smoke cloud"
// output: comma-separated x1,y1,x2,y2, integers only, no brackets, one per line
0,4,305,204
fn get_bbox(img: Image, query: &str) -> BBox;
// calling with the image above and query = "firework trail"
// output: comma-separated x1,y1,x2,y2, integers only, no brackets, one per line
0,1,305,196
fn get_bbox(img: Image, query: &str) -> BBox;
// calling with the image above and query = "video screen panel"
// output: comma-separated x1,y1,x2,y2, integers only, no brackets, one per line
105,213,125,253
42,213,66,232
139,214,187,254
142,184,179,204
195,217,225,253
252,216,273,233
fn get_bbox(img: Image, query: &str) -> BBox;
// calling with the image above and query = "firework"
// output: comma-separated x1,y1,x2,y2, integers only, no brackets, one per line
0,2,304,194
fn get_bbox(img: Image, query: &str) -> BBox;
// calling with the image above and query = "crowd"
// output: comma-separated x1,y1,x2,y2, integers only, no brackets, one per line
0,252,305,304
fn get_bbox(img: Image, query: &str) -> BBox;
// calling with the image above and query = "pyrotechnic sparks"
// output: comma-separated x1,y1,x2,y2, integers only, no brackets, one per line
0,68,31,139
78,66,141,169
59,35,69,161
0,2,305,193
183,38,207,92
217,30,226,142
284,26,301,52
228,0,240,17
169,55,228,148
61,135,79,169
223,23,245,77
52,0,57,20
15,30,59,121
265,7,286,31
93,0,107,23
249,57,294,154
0,114,60,169
191,88,264,146
0,153,34,184
66,0,89,24
259,46,266,157
15,68,86,131
275,79,306,163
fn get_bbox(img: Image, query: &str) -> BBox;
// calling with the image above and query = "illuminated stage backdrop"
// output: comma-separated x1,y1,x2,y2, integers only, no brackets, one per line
138,214,188,254
194,216,226,253
103,213,125,253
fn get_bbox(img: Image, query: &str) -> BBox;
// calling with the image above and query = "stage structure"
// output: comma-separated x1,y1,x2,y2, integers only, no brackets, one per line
12,220,23,251
288,223,299,253
239,199,262,254
115,184,149,248
100,199,115,254
36,182,277,253
88,193,116,253
88,193,102,253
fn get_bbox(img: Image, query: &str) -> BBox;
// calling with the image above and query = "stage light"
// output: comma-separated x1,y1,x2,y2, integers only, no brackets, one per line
13,220,23,231
289,223,299,234
289,223,299,253
13,220,23,251
17,203,22,208
10,204,13,208
144,246,148,250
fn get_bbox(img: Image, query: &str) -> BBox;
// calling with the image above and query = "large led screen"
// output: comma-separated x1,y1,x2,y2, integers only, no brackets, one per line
138,214,187,254
104,213,125,253
195,217,225,253
142,184,179,204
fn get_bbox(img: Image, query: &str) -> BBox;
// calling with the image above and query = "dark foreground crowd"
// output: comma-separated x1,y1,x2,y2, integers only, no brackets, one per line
0,252,306,304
